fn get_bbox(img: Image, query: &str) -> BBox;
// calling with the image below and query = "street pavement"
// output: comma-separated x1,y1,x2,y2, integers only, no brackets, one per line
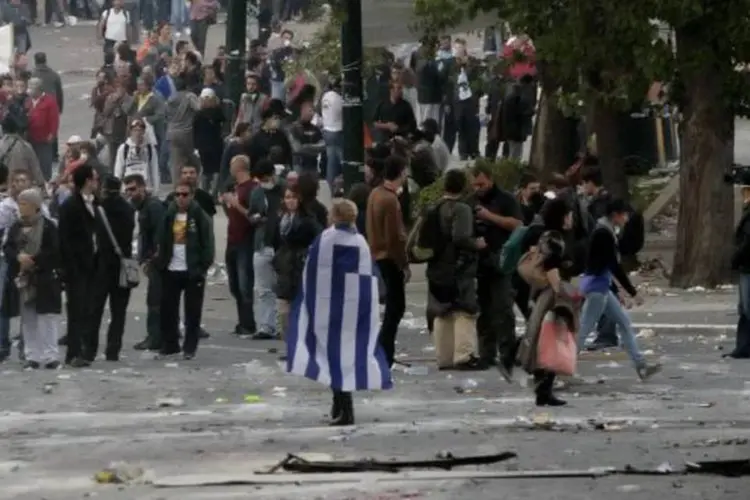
1,24,748,500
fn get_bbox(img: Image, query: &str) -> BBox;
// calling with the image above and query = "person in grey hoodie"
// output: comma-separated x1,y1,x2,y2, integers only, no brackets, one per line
247,158,284,340
0,116,44,187
165,77,200,186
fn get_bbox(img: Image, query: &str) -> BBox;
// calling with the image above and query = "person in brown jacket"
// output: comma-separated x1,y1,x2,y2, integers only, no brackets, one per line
365,155,410,367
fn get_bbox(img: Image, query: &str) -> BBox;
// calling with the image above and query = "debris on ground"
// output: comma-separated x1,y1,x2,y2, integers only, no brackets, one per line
94,462,152,484
156,397,185,408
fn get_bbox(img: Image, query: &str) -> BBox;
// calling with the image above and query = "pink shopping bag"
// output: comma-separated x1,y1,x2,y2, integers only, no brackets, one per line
536,311,577,376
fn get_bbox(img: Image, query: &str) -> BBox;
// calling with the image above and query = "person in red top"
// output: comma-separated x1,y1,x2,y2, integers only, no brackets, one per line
223,154,258,337
502,34,537,80
26,77,60,181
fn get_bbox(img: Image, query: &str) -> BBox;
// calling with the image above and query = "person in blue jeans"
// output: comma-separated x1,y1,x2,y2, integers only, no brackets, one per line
729,183,750,359
577,199,661,381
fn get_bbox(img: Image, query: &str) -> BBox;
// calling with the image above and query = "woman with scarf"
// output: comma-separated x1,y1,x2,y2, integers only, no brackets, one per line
286,199,392,426
272,186,322,356
1,189,62,369
514,198,579,406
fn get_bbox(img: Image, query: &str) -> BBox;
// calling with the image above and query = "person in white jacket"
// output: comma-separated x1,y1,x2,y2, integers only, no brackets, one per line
113,119,160,193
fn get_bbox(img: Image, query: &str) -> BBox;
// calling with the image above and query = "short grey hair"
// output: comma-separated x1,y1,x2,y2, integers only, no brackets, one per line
18,188,43,209
28,77,42,91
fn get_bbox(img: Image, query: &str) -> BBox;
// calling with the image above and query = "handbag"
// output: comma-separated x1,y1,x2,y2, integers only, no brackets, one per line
97,206,140,289
517,248,549,288
536,311,577,376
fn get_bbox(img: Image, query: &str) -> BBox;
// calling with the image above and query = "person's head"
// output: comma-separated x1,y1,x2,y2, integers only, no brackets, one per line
129,118,146,141
389,79,403,100
13,76,28,96
174,180,194,211
283,187,300,212
245,74,259,93
443,169,467,196
96,70,109,87
547,173,570,195
471,164,495,197
383,155,407,187
605,198,631,228
203,65,217,85
230,154,251,180
453,38,467,58
136,75,153,94
180,163,199,186
65,134,83,152
199,87,218,106
285,170,299,189
281,29,294,46
0,164,7,187
168,60,181,77
158,22,171,40
185,51,200,70
72,164,99,193
148,28,160,45
299,101,315,122
296,171,319,204
17,188,43,222
253,159,275,186
28,77,42,98
113,0,123,9
116,42,133,63
519,171,541,201
439,35,452,51
1,114,18,135
10,170,31,197
540,197,573,232
1,74,12,91
123,174,147,203
234,121,252,142
102,175,122,199
390,62,403,83
580,165,603,196
176,40,189,56
33,52,47,67
330,199,357,227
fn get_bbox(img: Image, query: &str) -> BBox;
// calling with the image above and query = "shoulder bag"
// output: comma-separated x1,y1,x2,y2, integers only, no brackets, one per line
97,206,140,288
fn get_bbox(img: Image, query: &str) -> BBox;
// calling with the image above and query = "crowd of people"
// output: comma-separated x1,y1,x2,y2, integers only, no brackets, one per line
1,6,729,430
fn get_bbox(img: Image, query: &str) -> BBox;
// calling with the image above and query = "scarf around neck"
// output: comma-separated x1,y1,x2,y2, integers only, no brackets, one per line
17,212,45,304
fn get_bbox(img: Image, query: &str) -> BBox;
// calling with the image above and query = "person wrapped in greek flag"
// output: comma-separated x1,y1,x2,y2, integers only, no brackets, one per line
286,199,392,426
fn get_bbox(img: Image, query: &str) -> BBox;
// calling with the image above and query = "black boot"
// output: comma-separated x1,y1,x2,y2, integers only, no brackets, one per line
534,371,567,407
330,389,342,420
330,390,354,426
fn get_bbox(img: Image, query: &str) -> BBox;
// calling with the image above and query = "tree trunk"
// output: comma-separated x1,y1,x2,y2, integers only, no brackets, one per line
670,26,734,287
591,97,630,201
529,90,576,177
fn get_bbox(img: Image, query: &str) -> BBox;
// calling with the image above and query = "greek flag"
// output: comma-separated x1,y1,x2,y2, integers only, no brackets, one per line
286,225,392,392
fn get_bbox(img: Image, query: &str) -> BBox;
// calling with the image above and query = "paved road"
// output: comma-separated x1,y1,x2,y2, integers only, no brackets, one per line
2,25,747,500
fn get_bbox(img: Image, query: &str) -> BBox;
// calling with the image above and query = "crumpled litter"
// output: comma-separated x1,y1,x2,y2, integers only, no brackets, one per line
94,462,152,484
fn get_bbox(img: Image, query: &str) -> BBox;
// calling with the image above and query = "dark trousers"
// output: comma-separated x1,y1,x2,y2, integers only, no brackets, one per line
145,267,162,349
226,243,256,332
477,271,516,363
377,259,406,367
190,19,210,57
160,271,206,355
91,272,131,358
534,370,555,397
453,98,480,159
65,273,99,363
734,273,750,356
485,122,500,159
512,273,531,320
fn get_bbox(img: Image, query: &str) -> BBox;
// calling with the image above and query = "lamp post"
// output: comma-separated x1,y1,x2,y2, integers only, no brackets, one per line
340,0,365,191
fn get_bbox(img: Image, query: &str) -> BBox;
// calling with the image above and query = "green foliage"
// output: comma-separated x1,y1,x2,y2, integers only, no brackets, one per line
414,158,526,215
283,19,384,80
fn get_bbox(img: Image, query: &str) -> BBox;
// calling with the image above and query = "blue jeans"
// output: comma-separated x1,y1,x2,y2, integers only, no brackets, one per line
253,247,276,335
226,243,256,332
271,80,286,101
323,130,343,189
170,0,189,31
577,290,645,367
735,273,750,356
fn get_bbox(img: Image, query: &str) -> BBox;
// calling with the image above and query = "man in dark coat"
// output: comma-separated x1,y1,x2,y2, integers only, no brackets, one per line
58,164,101,368
91,176,135,361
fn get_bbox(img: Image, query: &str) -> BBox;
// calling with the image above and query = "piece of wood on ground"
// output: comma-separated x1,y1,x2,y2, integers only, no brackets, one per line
153,468,612,488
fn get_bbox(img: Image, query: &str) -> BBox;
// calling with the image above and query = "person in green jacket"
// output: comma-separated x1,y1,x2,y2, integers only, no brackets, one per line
154,180,214,359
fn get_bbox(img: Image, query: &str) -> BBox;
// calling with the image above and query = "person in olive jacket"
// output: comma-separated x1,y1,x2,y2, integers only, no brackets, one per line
153,180,214,360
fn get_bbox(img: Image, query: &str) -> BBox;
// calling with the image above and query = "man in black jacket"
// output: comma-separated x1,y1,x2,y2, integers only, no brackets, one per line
91,176,135,361
124,173,166,351
58,164,101,368
730,180,750,360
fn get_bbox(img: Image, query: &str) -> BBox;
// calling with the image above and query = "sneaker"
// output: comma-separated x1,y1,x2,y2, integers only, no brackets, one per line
67,358,91,368
636,363,662,381
252,331,275,340
44,361,61,369
23,360,40,369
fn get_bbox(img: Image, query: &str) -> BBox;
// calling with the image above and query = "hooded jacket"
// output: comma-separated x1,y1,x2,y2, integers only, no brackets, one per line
113,137,160,192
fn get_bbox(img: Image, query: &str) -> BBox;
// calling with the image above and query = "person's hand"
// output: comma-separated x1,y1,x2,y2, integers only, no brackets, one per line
632,294,644,307
141,261,149,275
18,253,34,270
475,205,492,221
387,122,399,133
476,237,487,250
403,267,411,284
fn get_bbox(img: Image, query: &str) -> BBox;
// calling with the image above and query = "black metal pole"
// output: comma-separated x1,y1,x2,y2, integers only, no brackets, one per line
224,0,248,108
341,0,365,191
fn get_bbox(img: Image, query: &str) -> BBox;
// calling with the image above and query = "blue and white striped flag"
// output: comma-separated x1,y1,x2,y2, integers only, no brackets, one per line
286,225,392,392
